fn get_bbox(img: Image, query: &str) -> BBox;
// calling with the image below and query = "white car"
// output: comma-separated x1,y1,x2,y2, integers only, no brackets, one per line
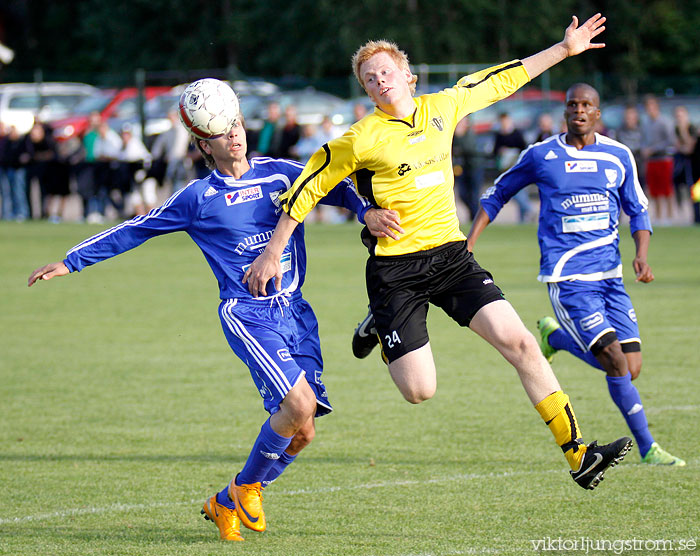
0,82,98,134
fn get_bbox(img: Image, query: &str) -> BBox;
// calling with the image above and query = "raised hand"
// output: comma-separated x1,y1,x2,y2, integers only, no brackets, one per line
562,13,606,57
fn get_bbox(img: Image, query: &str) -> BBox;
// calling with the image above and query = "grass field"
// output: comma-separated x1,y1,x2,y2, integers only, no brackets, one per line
1,221,699,556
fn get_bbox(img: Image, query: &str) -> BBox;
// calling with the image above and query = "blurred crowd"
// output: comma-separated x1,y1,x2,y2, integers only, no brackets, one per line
1,94,699,225
0,100,369,224
452,94,700,226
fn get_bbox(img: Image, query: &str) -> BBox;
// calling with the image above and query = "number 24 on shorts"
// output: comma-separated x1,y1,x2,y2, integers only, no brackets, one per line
385,330,401,348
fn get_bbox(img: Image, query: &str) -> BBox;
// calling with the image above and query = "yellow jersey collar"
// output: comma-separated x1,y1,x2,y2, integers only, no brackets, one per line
373,99,418,127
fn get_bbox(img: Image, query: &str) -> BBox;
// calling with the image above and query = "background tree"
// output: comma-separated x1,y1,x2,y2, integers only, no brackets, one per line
1,0,699,96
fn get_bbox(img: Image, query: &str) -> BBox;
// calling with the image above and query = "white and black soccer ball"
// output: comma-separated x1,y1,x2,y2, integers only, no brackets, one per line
178,78,239,139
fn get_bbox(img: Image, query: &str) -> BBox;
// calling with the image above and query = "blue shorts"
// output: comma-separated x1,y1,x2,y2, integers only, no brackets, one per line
546,279,641,352
218,296,332,417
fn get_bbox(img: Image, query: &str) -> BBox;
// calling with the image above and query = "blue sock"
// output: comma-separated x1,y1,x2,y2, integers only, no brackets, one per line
262,451,297,488
606,374,654,456
549,328,603,370
237,418,292,486
216,485,236,509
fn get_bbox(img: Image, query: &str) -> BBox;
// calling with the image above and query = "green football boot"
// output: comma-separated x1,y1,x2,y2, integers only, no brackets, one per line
641,442,686,466
537,316,560,363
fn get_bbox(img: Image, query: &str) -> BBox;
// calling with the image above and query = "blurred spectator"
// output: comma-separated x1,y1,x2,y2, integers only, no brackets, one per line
48,130,73,223
292,116,343,163
492,112,532,223
24,120,59,220
594,118,611,137
317,115,343,143
150,110,190,192
353,102,368,122
615,105,644,182
279,104,301,159
117,123,152,217
673,105,696,212
73,112,104,222
292,124,322,163
642,95,675,224
93,120,124,219
533,113,555,143
452,116,484,222
691,127,700,224
0,122,11,219
256,101,283,157
187,140,210,179
0,125,29,221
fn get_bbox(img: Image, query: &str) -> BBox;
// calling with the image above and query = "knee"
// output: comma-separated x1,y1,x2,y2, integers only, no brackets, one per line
511,332,542,363
628,361,642,380
401,385,435,404
282,386,317,428
595,343,628,376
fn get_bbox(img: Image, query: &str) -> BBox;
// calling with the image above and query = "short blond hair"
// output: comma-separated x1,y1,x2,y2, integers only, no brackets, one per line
352,40,418,95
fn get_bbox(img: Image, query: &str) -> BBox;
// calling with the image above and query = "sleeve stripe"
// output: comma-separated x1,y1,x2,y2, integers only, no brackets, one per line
458,61,523,90
66,185,191,256
285,143,331,213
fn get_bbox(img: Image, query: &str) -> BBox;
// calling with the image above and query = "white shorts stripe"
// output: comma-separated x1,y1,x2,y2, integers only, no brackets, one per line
219,300,292,397
548,283,588,352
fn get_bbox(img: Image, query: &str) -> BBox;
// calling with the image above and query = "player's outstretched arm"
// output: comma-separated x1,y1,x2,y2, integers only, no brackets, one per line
522,13,606,79
364,208,404,240
28,262,69,287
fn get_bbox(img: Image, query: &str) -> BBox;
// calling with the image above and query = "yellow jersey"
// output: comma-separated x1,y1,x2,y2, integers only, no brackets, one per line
282,60,530,256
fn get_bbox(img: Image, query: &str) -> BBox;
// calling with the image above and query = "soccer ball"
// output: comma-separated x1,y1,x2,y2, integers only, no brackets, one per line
178,78,239,139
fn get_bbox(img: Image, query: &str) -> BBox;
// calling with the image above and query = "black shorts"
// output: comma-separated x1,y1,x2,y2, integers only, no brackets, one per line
365,240,505,363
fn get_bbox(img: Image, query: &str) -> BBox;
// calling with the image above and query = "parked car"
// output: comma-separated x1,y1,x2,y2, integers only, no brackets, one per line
105,84,271,146
0,82,98,134
268,88,348,126
106,88,181,144
51,86,172,142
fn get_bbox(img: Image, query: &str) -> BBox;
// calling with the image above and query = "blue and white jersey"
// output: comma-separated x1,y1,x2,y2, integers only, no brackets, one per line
64,156,371,301
480,133,652,283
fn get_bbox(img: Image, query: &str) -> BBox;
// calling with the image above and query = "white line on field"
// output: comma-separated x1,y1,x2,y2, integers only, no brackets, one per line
645,404,700,414
0,461,694,526
392,550,501,556
0,469,556,525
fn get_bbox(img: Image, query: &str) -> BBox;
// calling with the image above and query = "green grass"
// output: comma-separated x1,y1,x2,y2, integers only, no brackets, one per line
2,221,699,556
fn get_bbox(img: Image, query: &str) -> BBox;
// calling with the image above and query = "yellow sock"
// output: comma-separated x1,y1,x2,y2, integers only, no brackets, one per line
535,391,586,470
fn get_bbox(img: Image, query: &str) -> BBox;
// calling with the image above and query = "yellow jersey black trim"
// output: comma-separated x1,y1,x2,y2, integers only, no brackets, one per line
459,60,523,89
280,60,530,256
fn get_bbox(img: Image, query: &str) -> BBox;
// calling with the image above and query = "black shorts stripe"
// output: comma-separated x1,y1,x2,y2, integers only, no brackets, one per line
285,143,331,213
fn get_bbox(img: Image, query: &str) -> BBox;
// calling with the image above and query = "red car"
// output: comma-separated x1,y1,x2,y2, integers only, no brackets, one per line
52,86,171,141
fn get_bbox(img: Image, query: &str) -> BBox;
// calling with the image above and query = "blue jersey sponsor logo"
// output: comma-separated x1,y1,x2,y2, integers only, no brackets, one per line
565,160,598,172
225,186,263,206
562,213,610,233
